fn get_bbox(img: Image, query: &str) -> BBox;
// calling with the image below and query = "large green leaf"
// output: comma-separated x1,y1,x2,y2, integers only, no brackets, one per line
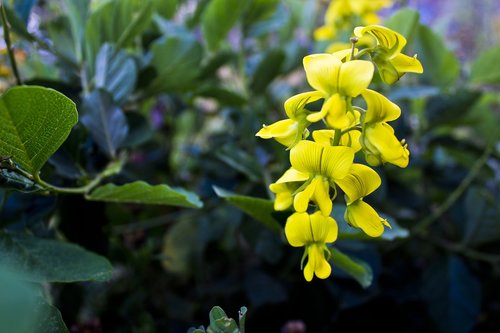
0,274,69,333
201,0,249,51
61,0,89,62
0,232,112,283
0,86,78,174
149,34,203,93
414,25,460,88
421,256,481,333
330,247,373,288
470,46,500,84
87,181,203,208
213,186,283,234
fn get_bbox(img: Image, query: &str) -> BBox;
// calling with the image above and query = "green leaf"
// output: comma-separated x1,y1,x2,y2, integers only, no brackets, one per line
84,0,154,70
81,89,129,159
384,8,420,43
87,181,203,208
330,247,373,288
0,86,78,174
201,0,249,51
149,34,203,93
152,0,178,18
0,232,113,283
462,187,500,246
250,48,285,93
3,6,35,42
61,0,89,62
213,186,283,234
421,256,481,333
414,24,460,87
161,218,199,276
215,144,262,182
470,46,500,84
33,297,69,333
95,43,137,105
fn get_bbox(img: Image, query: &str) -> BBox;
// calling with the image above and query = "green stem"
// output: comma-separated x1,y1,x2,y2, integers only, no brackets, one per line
412,145,492,235
0,1,22,85
341,126,362,135
332,128,342,146
429,236,500,264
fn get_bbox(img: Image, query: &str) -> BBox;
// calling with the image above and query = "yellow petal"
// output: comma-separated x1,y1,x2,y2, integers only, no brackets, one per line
256,119,298,147
303,54,342,95
362,89,401,123
320,145,355,181
345,200,385,237
269,183,294,211
391,53,423,74
354,25,406,57
306,244,332,280
335,164,381,203
306,95,332,122
275,167,310,183
312,129,335,146
340,129,362,152
285,212,312,247
338,60,374,97
294,179,317,212
314,25,335,41
331,47,355,61
362,123,410,167
323,94,351,129
290,140,323,174
284,91,324,120
312,177,333,216
310,211,338,243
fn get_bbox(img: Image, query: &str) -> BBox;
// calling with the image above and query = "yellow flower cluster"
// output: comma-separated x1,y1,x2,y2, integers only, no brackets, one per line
256,25,422,282
314,0,393,53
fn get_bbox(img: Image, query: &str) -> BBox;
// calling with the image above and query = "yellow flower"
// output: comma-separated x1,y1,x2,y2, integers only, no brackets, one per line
336,164,389,237
354,25,423,84
302,53,374,126
256,91,322,148
360,89,410,167
269,182,299,211
285,211,338,281
275,140,354,215
312,109,362,152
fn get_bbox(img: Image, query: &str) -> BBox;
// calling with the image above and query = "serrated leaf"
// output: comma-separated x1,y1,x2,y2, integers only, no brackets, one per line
0,232,113,283
330,247,373,288
149,34,203,93
421,256,481,333
414,24,460,87
81,89,129,158
213,186,282,234
0,86,78,174
95,43,137,105
201,0,249,51
470,46,500,84
87,181,203,208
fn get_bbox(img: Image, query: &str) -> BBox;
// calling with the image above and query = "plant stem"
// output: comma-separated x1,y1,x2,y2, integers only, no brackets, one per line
412,145,492,235
341,126,362,135
0,0,22,85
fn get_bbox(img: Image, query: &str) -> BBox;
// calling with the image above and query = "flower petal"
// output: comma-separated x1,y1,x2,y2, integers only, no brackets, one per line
338,60,374,97
275,167,310,183
354,25,406,57
312,177,333,216
323,94,351,129
269,183,294,211
284,91,324,119
290,140,323,174
312,129,335,146
314,25,335,41
345,200,385,237
285,212,312,247
294,180,316,213
308,244,332,279
256,119,298,146
320,146,355,181
362,123,409,167
309,211,338,243
391,53,424,74
335,164,381,203
303,54,342,95
340,129,362,152
362,89,401,123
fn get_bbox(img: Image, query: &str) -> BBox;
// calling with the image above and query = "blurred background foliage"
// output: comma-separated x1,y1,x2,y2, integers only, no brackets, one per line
0,0,499,332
